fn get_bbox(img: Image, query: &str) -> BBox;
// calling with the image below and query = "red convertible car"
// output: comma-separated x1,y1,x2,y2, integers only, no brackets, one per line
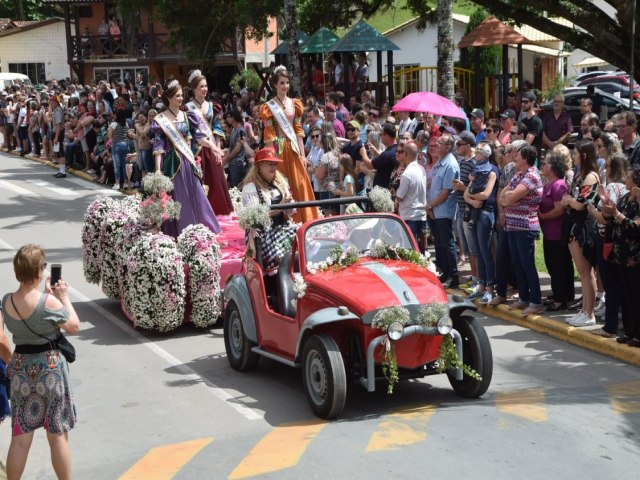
223,208,493,419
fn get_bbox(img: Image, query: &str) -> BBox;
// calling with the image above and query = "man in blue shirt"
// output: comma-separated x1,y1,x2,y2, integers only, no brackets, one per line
427,133,461,288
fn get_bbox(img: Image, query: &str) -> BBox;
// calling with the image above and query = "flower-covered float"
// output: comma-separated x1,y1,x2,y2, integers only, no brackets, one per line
81,176,245,332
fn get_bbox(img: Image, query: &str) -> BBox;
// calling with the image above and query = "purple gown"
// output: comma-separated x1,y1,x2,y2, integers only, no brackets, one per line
151,110,221,237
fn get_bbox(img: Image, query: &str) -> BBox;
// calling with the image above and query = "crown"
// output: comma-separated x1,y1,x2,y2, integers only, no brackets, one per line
188,69,202,85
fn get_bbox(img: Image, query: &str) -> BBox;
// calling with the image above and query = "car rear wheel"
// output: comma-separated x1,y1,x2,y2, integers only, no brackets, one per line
224,300,259,371
447,315,493,398
302,334,347,419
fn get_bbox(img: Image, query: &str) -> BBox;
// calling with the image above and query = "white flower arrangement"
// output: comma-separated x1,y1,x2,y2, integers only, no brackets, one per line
415,303,449,327
82,196,115,284
98,199,141,300
371,305,411,394
293,273,307,298
306,245,359,274
369,186,394,213
369,239,434,271
139,191,181,230
124,233,186,332
237,203,272,230
177,224,222,328
228,187,243,214
142,174,175,195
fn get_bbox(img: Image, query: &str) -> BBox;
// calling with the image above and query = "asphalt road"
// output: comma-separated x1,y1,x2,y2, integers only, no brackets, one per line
0,152,639,479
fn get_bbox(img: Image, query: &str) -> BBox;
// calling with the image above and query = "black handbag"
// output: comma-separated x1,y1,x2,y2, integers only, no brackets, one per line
10,295,76,363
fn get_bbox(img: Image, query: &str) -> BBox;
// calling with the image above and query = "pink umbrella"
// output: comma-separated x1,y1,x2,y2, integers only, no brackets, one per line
391,92,467,119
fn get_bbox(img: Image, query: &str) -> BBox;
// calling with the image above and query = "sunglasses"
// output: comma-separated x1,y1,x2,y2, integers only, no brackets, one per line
456,142,468,146
397,149,404,153
311,134,320,139
346,127,357,132
486,129,493,133
43,262,48,270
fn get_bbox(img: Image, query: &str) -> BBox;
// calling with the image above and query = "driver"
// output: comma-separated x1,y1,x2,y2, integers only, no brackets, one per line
241,147,298,278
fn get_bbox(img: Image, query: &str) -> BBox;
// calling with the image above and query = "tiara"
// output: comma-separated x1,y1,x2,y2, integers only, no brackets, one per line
188,69,202,84
166,79,179,90
273,65,287,76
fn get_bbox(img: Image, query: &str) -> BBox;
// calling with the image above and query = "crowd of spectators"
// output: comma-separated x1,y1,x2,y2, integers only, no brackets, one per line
2,75,640,347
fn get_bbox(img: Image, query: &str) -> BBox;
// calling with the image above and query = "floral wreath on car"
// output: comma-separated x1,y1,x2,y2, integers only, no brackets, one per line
372,304,481,394
81,175,222,332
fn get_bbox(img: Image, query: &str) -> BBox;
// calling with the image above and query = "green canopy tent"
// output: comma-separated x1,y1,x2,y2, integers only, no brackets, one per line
329,19,400,106
271,30,309,65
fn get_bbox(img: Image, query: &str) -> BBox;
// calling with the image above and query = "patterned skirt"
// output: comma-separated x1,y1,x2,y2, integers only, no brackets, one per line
8,351,77,436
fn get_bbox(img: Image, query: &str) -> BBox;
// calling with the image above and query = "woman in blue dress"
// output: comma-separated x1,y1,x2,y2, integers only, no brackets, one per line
151,79,220,237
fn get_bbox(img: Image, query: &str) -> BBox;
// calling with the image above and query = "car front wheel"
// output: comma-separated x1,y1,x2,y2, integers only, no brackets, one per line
302,334,347,419
447,315,493,398
224,300,260,371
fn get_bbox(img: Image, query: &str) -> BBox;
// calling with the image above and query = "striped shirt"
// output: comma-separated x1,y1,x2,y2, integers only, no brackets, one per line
457,157,475,210
111,124,129,144
504,166,542,232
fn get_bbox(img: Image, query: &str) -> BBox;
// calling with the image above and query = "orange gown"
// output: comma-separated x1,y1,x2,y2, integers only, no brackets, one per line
260,98,319,223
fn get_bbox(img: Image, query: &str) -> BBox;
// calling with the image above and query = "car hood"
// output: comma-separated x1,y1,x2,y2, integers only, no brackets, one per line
304,259,447,315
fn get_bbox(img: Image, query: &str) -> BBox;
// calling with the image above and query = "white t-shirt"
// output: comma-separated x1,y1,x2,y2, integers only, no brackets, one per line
396,160,427,221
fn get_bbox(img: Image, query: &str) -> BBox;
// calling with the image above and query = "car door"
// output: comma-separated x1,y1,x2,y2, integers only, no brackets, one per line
563,93,582,132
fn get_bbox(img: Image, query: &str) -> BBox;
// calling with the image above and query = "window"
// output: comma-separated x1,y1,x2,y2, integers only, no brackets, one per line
93,67,149,84
8,63,45,84
77,6,92,17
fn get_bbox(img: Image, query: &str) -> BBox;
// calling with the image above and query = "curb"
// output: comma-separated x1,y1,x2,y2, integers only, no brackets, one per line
450,289,640,367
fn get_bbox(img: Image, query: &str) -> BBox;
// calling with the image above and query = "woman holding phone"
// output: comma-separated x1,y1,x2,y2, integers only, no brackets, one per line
2,245,80,480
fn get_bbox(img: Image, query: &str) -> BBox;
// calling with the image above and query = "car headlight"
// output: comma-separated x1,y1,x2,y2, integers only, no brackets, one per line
437,316,453,335
388,321,404,341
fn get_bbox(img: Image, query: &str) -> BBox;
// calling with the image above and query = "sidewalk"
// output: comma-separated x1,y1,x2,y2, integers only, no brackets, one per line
5,147,640,369
450,268,640,367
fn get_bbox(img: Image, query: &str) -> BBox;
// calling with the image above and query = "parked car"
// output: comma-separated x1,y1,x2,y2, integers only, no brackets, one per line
581,81,640,100
223,205,493,419
579,74,639,92
539,87,640,132
570,70,616,86
0,73,32,90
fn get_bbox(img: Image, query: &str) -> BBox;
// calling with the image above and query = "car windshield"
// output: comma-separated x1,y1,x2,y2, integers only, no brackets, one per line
304,215,413,264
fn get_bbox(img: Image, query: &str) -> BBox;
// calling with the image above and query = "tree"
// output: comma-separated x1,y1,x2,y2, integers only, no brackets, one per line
470,0,640,79
284,0,302,97
459,8,502,77
297,0,396,33
0,0,59,20
436,0,454,99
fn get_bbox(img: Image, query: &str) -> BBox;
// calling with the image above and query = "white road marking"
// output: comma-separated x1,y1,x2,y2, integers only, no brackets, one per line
26,179,78,196
68,286,264,421
0,234,262,421
0,179,37,196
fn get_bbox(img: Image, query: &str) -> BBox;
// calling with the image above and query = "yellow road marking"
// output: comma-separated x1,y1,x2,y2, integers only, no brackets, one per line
119,437,213,480
607,381,640,414
366,404,436,452
495,388,547,422
228,420,327,479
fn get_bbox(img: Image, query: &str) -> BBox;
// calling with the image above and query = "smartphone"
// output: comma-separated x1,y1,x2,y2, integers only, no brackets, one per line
50,264,62,286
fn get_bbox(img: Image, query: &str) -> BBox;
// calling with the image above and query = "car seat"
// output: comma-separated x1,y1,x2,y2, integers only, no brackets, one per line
277,252,298,317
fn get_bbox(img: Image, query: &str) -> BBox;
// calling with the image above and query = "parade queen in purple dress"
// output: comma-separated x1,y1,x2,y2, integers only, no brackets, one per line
151,79,220,237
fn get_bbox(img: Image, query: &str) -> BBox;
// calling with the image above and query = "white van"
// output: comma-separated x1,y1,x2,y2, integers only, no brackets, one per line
0,73,33,90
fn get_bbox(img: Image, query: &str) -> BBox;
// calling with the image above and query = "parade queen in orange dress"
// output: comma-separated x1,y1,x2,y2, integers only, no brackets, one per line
260,65,319,223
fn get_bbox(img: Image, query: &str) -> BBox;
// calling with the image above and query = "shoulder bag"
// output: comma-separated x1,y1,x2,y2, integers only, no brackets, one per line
10,295,76,363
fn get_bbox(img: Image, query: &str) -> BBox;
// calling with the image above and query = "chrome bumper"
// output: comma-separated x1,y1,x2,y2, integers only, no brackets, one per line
358,326,463,392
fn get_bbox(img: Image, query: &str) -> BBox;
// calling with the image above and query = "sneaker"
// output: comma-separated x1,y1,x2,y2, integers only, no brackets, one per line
488,295,506,307
594,304,606,318
508,300,529,310
565,311,582,324
478,292,493,305
521,304,544,317
568,297,583,310
53,172,66,178
443,276,459,289
568,311,596,327
467,290,484,300
112,184,121,190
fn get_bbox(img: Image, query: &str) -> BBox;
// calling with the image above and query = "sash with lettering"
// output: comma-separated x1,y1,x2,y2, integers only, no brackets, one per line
267,98,300,157
155,112,202,178
186,102,214,157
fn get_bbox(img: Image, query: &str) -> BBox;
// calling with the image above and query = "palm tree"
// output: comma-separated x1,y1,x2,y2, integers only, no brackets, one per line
283,0,302,96
436,0,454,99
